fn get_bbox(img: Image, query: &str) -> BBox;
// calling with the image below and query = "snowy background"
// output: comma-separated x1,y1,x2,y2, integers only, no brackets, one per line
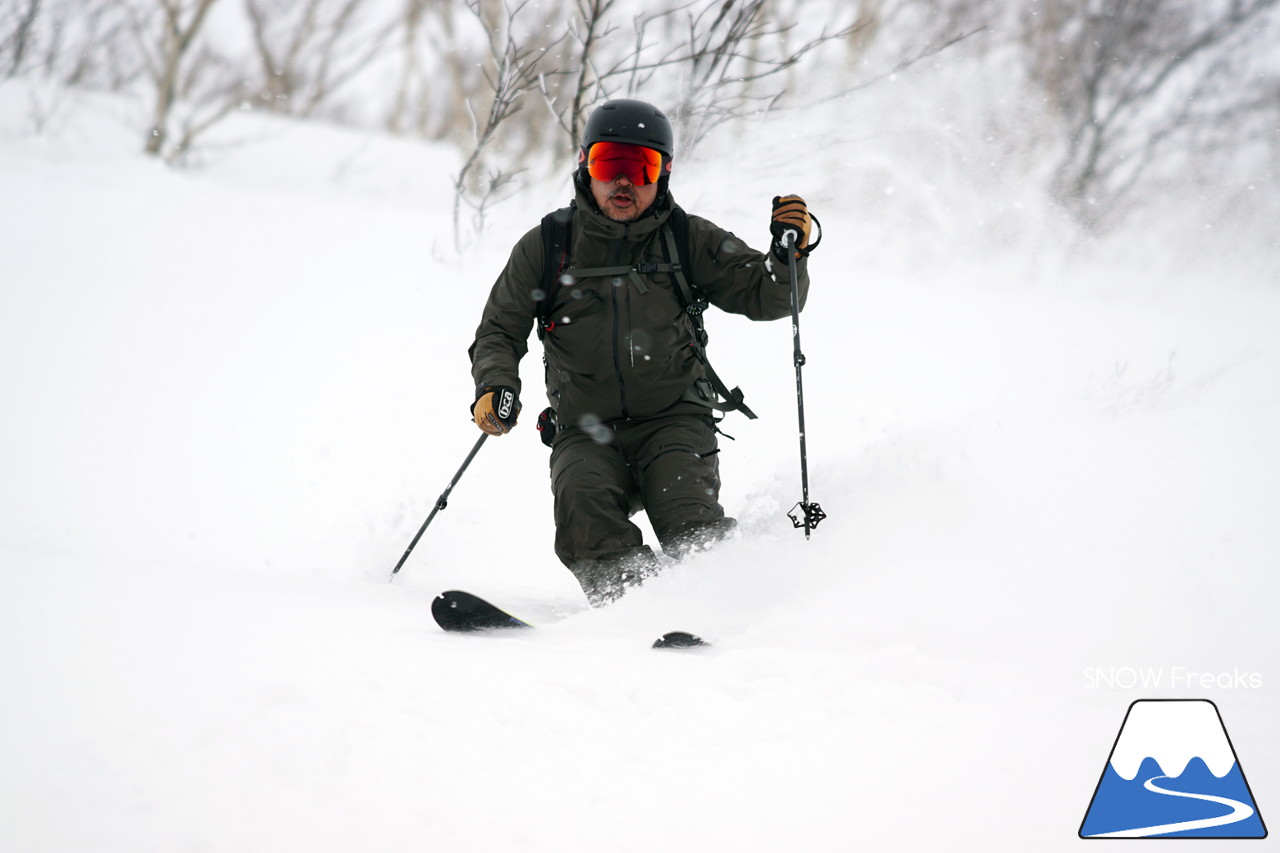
3,44,1279,853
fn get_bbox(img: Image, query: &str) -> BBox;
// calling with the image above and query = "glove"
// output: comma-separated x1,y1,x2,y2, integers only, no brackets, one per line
471,385,521,435
770,194,812,261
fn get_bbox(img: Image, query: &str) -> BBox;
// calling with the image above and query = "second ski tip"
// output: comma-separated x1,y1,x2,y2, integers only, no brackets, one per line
652,631,709,650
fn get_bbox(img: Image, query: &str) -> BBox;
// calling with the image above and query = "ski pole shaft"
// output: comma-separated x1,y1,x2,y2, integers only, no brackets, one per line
787,234,812,536
783,229,825,539
390,432,488,578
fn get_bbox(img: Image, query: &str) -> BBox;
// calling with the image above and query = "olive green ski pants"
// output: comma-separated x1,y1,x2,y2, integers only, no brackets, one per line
549,413,736,604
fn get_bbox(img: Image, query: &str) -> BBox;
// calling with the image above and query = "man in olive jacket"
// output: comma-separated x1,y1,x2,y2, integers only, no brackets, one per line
469,99,815,605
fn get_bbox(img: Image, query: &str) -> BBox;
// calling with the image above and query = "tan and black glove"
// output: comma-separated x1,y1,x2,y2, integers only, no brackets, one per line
471,385,521,435
770,194,815,261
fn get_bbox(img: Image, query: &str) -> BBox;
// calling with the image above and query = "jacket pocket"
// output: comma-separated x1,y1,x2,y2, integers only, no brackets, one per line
544,288,607,361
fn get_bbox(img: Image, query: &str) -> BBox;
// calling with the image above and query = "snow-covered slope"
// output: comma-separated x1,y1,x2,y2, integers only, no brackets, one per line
2,78,1277,852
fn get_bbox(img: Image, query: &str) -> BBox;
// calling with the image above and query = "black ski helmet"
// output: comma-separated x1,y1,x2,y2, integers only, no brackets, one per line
577,99,674,199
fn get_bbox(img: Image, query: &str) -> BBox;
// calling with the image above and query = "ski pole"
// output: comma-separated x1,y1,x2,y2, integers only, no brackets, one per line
782,224,826,539
391,432,488,578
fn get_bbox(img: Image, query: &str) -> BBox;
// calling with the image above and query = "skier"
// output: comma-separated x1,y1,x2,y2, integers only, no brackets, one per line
468,99,816,605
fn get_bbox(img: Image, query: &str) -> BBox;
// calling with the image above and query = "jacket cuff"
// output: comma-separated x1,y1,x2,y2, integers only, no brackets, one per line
475,379,520,399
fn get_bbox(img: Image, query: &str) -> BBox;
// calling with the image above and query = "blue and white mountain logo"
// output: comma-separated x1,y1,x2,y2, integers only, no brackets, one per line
1080,699,1267,838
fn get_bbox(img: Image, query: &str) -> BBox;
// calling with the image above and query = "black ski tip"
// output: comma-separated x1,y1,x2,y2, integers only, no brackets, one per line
432,589,532,632
652,631,708,650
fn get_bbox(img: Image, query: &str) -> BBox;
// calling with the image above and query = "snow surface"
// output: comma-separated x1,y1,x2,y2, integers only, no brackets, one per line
2,74,1278,852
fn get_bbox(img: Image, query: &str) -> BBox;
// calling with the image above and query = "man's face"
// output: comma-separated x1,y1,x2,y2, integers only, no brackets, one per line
591,174,658,222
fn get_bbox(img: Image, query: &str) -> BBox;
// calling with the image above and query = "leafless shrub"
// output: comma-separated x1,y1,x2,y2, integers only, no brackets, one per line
1022,0,1280,228
243,0,399,120
555,0,619,152
451,0,567,249
386,0,431,136
655,2,864,154
34,0,1275,247
2,0,43,77
2,0,144,89
128,0,223,158
538,0,865,158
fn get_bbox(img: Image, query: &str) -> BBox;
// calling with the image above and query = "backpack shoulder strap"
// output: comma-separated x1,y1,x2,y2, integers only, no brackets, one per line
661,206,757,420
537,204,575,340
662,206,701,312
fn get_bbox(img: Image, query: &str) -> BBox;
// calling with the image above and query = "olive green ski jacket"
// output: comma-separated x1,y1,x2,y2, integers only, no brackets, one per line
469,188,809,430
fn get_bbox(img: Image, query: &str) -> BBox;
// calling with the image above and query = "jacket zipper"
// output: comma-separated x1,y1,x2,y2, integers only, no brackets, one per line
610,224,631,418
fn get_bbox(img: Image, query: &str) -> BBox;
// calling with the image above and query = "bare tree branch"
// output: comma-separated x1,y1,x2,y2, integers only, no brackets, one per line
1025,0,1279,227
3,0,43,77
145,0,219,157
452,0,567,249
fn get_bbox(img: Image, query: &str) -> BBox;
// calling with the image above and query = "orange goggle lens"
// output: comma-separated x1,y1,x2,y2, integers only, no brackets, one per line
586,142,663,185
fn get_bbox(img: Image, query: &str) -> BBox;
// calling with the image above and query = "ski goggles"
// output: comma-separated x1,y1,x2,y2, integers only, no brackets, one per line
583,141,665,185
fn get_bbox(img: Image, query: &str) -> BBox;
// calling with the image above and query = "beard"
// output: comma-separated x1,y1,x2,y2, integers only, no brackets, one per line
605,189,640,221
591,177,657,222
